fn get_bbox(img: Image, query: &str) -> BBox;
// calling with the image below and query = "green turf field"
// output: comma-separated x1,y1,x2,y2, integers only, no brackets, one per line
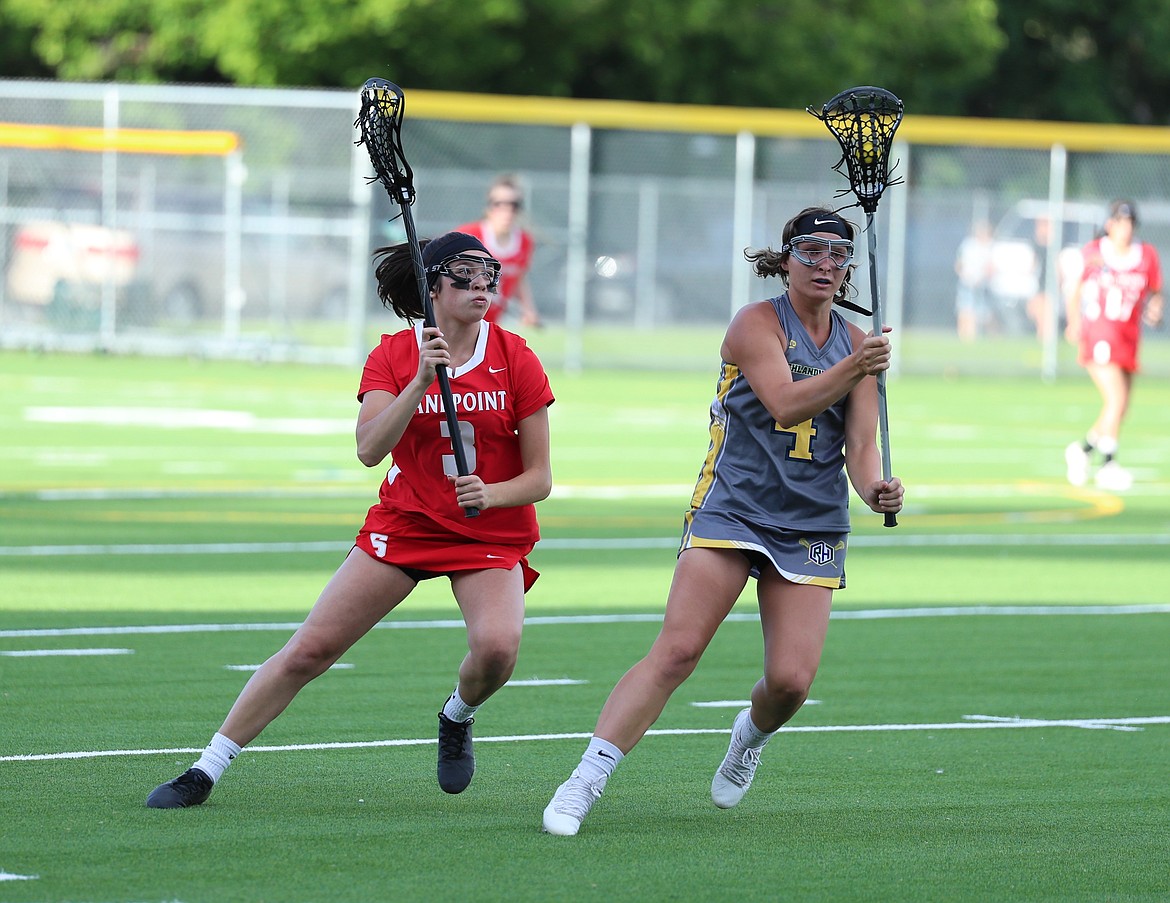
1,348,1168,902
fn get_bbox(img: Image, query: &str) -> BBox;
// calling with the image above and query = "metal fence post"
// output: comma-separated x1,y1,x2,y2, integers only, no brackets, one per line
731,130,755,317
1041,143,1068,382
564,122,591,372
100,86,120,345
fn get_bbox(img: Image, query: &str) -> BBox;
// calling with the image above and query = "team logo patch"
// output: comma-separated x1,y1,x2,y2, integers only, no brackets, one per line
788,339,798,350
800,538,845,567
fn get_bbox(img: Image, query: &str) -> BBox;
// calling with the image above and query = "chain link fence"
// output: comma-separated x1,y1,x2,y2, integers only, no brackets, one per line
2,80,1168,376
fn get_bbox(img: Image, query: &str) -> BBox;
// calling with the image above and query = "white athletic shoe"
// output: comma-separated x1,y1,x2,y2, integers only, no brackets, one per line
1065,442,1090,487
1094,461,1133,491
711,708,765,809
542,769,606,836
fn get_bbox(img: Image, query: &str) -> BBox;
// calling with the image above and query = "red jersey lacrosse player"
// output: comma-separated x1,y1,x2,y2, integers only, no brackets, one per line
1064,200,1163,491
457,174,539,328
147,231,554,809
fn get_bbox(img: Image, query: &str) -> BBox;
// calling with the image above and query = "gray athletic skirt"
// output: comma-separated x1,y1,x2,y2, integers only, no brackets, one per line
680,508,847,589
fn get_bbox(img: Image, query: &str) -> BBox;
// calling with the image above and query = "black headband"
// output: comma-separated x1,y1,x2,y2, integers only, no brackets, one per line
791,211,851,240
422,231,491,269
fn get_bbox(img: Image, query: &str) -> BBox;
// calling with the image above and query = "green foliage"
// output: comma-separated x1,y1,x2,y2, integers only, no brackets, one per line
0,0,1056,120
965,0,1170,123
8,0,1170,124
0,0,50,77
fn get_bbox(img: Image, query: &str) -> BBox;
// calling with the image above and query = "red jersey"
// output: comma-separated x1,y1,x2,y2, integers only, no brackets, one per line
456,221,534,324
355,320,554,557
1075,237,1162,372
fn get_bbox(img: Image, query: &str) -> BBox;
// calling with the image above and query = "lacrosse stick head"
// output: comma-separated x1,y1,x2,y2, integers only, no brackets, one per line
808,86,904,213
356,78,415,206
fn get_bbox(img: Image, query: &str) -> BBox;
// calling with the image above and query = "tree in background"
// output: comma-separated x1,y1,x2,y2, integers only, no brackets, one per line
3,0,1170,125
963,0,1170,124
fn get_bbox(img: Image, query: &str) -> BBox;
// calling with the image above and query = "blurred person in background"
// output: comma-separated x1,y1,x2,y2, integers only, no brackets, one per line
1026,215,1055,342
1064,200,1163,491
954,219,996,342
457,174,540,328
541,206,904,836
146,231,554,809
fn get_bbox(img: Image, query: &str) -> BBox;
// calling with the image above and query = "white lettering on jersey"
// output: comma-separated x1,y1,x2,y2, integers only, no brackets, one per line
416,390,506,415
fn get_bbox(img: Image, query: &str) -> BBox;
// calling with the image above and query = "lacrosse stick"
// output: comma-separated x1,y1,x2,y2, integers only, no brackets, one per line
355,78,478,517
808,86,904,527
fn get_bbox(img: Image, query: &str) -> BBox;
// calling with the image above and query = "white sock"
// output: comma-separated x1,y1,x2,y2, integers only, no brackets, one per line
192,732,241,784
577,736,624,785
738,710,775,750
442,688,479,723
1096,436,1119,457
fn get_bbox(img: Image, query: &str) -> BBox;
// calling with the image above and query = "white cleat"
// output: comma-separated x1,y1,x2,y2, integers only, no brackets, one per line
711,708,765,809
1065,442,1090,487
1094,461,1133,491
542,769,605,836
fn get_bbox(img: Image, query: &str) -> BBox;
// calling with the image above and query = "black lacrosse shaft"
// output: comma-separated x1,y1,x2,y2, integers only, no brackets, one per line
865,212,897,528
398,192,480,518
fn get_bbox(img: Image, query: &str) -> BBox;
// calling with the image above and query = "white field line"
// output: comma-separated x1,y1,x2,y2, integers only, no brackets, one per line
16,483,1170,502
3,605,1169,641
4,715,1168,763
223,662,354,672
0,648,132,657
691,699,820,707
2,532,1170,558
0,872,38,881
23,406,353,435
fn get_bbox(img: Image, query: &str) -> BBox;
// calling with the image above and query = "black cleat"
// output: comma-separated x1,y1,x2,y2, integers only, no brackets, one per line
146,767,214,809
437,713,475,794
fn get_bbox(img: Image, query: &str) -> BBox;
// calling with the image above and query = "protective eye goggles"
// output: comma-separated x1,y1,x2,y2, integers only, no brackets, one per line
428,254,502,292
782,235,855,269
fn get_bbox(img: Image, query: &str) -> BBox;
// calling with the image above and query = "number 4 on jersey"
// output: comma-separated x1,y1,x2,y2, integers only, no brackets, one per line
774,418,816,461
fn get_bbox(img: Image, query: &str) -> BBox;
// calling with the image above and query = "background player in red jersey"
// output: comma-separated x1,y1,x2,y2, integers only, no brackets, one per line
146,231,554,808
457,174,540,328
1064,200,1163,491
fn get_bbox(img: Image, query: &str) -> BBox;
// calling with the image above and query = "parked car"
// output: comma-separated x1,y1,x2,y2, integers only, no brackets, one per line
5,211,353,328
6,219,140,307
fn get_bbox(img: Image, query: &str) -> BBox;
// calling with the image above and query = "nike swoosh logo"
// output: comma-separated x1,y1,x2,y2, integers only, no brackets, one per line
486,554,505,559
813,217,836,225
597,750,614,760
489,366,506,373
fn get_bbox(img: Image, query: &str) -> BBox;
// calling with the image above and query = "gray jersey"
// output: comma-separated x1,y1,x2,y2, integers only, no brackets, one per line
688,294,854,533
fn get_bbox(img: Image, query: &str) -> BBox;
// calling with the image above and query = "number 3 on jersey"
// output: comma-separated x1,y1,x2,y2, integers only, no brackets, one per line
774,418,816,461
440,420,477,475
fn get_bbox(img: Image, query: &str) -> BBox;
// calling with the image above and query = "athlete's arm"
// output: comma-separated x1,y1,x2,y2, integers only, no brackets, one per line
1064,276,1085,342
450,405,552,510
723,303,889,429
516,274,540,327
355,327,449,467
1144,291,1163,328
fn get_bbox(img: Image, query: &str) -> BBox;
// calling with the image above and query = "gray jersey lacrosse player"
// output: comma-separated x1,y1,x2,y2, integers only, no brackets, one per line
681,293,855,587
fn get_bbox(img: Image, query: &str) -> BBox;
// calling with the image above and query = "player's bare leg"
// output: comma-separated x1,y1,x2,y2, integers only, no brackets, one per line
146,549,413,808
1087,363,1134,489
544,549,747,834
218,549,415,745
435,565,526,793
712,576,832,808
